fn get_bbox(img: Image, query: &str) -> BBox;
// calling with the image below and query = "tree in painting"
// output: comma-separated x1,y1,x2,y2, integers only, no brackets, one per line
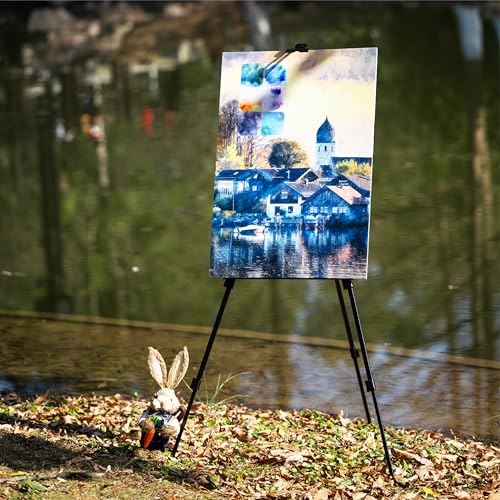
218,99,239,151
217,99,273,169
268,140,307,169
335,158,371,176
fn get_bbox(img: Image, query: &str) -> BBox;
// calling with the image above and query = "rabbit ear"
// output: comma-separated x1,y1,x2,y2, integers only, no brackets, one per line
147,347,168,388
166,346,189,389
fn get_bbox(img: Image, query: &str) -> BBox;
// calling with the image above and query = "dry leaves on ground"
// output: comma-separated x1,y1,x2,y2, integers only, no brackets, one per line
0,392,498,499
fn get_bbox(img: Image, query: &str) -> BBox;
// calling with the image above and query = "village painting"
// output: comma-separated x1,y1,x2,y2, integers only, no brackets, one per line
209,48,378,279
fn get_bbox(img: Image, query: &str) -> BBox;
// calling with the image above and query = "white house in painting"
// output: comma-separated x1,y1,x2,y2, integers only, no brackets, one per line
214,169,251,195
265,181,322,217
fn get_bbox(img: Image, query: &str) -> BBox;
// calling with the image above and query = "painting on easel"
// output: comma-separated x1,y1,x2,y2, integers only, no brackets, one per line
209,48,378,279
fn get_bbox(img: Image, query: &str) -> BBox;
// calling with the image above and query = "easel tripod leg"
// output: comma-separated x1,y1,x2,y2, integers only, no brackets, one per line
172,278,236,456
340,279,395,479
335,279,371,422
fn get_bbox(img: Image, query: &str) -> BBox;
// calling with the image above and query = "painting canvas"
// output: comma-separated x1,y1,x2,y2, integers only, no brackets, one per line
209,48,378,279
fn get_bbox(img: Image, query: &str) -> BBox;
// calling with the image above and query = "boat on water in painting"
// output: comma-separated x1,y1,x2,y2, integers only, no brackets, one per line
233,224,266,235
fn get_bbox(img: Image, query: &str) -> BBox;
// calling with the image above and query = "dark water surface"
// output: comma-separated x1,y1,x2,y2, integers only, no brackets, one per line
0,3,499,440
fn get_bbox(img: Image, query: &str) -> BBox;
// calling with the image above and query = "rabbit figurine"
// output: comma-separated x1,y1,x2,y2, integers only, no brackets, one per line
138,346,189,451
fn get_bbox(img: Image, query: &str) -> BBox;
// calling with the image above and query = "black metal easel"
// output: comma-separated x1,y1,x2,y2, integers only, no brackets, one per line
173,42,394,478
335,279,395,478
172,277,395,479
172,278,235,456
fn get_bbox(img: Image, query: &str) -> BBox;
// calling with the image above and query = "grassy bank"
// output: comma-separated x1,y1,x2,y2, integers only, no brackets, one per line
0,393,498,499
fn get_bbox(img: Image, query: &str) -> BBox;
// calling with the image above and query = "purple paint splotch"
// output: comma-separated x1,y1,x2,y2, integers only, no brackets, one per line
262,87,284,111
238,112,261,135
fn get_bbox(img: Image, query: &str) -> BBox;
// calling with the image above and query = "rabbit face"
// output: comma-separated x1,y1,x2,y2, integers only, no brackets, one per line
151,387,180,413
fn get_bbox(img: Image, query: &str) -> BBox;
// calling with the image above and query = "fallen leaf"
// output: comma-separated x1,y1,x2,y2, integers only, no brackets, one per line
310,487,330,500
34,390,49,404
352,493,367,500
422,486,436,497
453,492,471,498
392,448,433,465
233,427,251,442
447,439,465,449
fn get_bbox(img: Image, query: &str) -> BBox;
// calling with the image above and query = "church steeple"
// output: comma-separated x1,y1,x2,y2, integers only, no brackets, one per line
315,117,336,173
316,117,334,144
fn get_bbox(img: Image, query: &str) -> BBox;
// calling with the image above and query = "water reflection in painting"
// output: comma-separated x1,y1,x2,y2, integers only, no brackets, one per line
211,227,367,279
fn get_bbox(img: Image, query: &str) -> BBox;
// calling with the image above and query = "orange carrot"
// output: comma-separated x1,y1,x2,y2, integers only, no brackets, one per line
142,428,155,449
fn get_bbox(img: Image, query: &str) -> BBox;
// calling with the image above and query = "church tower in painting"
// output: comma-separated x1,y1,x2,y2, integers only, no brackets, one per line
315,117,335,175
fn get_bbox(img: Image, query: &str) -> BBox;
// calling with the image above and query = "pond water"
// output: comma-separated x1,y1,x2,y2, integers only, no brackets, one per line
0,3,499,441
1,315,499,442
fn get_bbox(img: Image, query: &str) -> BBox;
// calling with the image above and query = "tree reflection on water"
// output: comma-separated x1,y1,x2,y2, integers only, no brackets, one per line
0,2,499,441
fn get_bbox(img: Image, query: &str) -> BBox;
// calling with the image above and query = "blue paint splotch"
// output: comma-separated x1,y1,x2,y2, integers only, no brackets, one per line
261,112,284,136
241,64,264,86
238,112,261,135
262,87,284,111
265,65,286,84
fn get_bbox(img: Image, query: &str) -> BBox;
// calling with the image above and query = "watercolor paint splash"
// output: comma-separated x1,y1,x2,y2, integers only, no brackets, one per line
238,62,286,136
238,111,261,135
265,64,286,84
239,101,262,112
262,87,284,111
261,112,284,135
241,64,264,86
